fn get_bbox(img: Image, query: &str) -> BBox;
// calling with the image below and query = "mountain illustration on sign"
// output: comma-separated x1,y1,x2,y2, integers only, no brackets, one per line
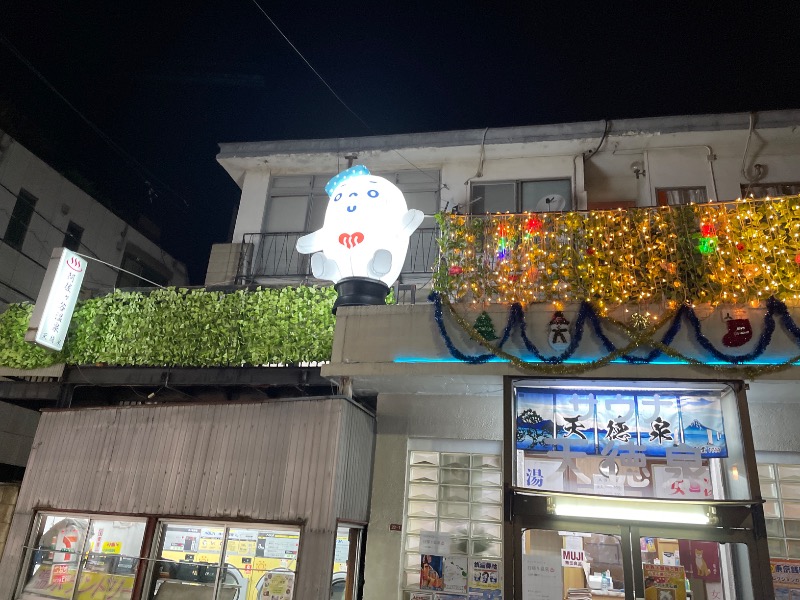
683,418,727,457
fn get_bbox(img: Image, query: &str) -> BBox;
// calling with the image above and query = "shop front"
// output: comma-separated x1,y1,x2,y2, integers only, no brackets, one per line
505,379,771,600
0,396,375,600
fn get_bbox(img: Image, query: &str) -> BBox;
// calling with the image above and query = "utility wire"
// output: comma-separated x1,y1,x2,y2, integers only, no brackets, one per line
73,252,166,288
0,279,34,302
247,0,370,132
1,176,176,279
248,0,447,190
0,180,103,259
0,32,190,208
0,182,164,289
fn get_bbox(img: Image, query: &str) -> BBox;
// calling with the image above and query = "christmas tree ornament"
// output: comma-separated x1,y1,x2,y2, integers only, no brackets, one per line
473,311,498,341
448,265,463,275
722,308,753,347
525,216,543,233
548,311,571,352
697,236,717,255
701,223,717,237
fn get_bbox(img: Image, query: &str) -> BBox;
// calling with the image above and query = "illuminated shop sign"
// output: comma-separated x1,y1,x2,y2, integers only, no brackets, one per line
25,247,87,351
515,389,727,459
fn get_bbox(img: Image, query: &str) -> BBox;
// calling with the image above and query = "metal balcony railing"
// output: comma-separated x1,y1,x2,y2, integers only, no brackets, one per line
237,228,440,285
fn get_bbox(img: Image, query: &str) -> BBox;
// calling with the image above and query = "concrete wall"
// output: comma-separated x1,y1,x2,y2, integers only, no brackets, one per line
325,303,800,383
324,304,800,599
205,242,248,285
363,394,502,600
231,170,271,245
219,112,800,255
0,134,188,308
0,402,38,469
0,485,18,567
745,381,800,454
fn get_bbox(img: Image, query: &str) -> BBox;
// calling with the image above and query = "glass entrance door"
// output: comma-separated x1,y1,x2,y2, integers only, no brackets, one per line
518,520,771,600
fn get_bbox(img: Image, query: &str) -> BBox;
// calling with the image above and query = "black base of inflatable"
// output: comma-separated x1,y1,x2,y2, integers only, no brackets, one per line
333,278,389,314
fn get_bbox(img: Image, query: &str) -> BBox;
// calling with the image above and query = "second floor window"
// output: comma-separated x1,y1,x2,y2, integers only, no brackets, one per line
262,170,441,233
470,179,572,214
63,221,84,251
656,187,708,206
116,248,169,288
742,182,800,199
4,188,37,250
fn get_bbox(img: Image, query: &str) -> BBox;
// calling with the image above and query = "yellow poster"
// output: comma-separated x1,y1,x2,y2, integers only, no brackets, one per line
101,541,121,554
260,571,295,600
642,563,687,600
24,565,134,600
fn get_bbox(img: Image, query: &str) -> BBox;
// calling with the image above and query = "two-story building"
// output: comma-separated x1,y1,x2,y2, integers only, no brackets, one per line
2,110,800,600
213,109,800,600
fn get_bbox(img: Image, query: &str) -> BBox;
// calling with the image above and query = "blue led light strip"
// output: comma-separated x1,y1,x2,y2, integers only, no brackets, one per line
418,292,800,371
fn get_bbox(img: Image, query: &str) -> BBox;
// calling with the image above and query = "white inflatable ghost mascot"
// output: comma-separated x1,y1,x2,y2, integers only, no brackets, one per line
296,165,425,287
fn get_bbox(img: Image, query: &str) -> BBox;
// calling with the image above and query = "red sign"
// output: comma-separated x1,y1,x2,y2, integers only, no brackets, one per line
389,524,402,532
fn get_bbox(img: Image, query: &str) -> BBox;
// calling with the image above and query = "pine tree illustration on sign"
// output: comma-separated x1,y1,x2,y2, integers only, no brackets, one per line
473,311,498,341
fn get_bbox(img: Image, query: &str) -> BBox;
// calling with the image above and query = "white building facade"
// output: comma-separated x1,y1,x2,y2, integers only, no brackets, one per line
211,110,800,600
0,130,189,310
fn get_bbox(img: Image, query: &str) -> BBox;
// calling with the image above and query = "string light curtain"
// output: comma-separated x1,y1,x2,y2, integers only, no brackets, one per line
434,196,800,310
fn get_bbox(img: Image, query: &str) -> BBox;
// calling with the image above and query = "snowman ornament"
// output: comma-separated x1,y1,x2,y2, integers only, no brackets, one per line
296,165,424,310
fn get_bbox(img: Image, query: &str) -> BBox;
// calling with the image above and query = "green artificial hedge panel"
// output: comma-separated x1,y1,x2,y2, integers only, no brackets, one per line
0,287,337,369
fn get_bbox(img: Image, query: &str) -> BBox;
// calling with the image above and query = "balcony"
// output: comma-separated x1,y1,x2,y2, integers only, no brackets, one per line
236,227,441,287
434,197,800,309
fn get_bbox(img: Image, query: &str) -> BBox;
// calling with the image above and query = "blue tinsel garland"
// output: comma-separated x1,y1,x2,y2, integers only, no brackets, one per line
429,292,800,367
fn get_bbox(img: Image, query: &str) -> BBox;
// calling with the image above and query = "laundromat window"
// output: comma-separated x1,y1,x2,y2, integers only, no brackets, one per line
145,520,301,600
16,512,146,600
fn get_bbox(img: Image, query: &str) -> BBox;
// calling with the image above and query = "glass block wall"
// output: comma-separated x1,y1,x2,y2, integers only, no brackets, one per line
758,462,800,559
402,450,503,598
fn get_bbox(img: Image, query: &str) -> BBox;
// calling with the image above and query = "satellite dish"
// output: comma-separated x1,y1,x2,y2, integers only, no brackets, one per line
535,194,566,212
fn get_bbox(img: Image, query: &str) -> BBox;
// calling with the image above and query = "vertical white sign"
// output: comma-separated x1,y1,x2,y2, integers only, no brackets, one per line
522,551,562,600
25,248,87,351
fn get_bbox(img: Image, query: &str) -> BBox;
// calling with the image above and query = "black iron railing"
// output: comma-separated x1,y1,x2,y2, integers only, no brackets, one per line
237,228,439,284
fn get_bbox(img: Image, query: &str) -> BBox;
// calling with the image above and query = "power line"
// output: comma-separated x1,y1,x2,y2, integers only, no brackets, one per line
247,0,371,133
74,252,166,288
0,32,191,208
0,180,102,259
247,1,447,191
0,182,158,289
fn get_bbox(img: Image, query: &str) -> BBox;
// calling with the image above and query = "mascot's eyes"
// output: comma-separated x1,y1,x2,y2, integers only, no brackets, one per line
367,189,379,198
334,193,342,202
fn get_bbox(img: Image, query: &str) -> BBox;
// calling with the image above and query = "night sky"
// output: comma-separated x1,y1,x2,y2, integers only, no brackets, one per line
1,1,799,283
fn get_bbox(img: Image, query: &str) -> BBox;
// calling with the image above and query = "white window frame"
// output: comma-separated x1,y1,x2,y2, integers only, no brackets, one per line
470,178,573,214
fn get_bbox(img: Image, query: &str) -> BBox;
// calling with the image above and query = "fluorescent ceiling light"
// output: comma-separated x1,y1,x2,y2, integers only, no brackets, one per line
552,498,711,525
